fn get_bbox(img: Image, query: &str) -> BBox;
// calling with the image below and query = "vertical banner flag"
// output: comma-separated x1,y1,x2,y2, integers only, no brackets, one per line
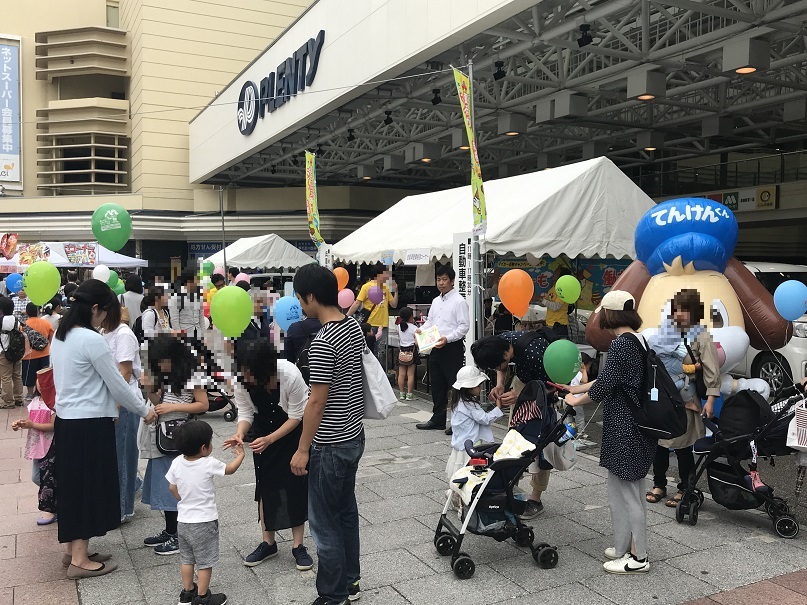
0,42,21,186
453,67,487,236
305,151,325,248
453,232,475,366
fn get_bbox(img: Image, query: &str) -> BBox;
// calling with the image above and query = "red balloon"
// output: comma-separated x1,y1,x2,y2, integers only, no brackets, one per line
499,269,534,317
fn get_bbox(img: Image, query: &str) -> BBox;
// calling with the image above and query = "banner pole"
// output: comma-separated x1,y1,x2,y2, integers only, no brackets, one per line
468,59,484,356
218,186,228,272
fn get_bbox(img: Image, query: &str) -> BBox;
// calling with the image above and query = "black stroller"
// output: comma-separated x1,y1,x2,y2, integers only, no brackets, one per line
206,373,237,422
675,383,805,538
433,381,573,579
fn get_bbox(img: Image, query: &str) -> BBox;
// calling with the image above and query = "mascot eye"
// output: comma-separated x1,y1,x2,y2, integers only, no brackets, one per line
710,300,728,329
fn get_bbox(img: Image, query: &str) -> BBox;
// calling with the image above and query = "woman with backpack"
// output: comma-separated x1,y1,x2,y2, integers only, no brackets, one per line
563,290,656,575
140,285,172,339
0,295,25,408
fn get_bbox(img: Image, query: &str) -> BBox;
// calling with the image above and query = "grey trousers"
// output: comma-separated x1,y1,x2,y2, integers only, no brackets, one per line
607,471,648,559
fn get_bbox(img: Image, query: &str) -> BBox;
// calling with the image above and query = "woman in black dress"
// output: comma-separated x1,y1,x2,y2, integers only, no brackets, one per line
223,337,313,570
564,290,656,575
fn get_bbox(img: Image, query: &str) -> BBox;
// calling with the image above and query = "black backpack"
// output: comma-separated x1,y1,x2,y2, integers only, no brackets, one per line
1,319,26,362
622,333,688,441
295,330,320,385
133,308,160,345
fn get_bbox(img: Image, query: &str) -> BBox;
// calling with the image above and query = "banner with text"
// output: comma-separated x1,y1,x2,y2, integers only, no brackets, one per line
453,68,487,236
452,232,474,366
63,242,97,266
0,42,22,187
305,151,325,248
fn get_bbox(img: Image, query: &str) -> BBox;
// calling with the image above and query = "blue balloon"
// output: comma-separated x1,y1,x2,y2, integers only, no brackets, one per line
6,273,22,294
773,280,807,321
273,296,303,332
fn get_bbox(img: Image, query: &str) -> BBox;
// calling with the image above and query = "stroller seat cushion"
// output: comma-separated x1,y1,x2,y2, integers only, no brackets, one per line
693,436,715,455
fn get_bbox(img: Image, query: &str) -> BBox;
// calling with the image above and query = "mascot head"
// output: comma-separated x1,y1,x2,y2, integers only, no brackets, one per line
586,198,792,362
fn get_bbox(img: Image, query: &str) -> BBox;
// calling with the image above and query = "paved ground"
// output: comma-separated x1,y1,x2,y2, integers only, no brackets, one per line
4,394,807,604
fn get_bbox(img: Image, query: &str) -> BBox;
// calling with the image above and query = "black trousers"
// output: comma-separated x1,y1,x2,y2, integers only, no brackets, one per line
653,445,696,493
428,340,465,426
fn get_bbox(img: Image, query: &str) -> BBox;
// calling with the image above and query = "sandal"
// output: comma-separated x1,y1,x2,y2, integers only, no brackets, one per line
645,487,667,503
665,492,684,508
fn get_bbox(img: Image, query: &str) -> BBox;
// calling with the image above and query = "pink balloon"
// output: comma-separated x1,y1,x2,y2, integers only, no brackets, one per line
235,272,250,284
213,266,225,277
338,288,355,309
368,285,384,305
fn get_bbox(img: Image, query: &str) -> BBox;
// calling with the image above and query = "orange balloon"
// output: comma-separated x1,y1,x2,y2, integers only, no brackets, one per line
499,269,534,317
333,267,349,291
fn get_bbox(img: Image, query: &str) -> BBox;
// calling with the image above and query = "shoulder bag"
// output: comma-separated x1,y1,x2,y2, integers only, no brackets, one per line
21,324,48,351
683,339,708,401
362,346,397,419
154,392,190,455
355,302,377,324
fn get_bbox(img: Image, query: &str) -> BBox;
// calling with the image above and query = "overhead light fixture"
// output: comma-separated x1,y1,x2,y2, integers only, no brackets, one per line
347,129,355,142
270,165,277,174
357,165,374,180
497,112,528,136
383,111,393,126
536,153,561,170
493,61,506,81
577,24,593,48
383,154,404,171
702,116,733,138
451,128,470,150
431,89,442,105
637,131,664,151
627,70,666,101
405,142,441,164
582,141,608,159
723,38,770,75
536,92,588,122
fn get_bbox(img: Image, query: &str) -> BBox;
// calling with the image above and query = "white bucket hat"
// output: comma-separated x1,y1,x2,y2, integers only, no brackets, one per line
453,366,489,389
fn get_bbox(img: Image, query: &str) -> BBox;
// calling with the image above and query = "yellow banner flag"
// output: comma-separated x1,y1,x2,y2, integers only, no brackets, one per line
453,67,487,236
305,151,325,247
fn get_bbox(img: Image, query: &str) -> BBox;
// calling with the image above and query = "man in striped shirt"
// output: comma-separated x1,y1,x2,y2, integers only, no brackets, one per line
291,265,365,605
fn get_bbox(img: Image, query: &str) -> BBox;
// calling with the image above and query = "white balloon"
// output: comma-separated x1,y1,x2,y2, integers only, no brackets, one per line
92,264,111,283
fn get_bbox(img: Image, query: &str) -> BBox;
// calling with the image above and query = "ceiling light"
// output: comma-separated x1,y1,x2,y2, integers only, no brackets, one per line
493,61,506,81
577,24,593,48
637,131,664,151
347,129,355,142
628,70,666,101
431,89,442,105
383,111,393,126
497,112,528,136
452,128,470,150
357,165,374,180
404,142,441,164
723,38,770,75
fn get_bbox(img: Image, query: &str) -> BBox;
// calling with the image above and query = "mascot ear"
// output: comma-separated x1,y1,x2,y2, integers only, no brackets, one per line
585,260,651,352
724,258,793,350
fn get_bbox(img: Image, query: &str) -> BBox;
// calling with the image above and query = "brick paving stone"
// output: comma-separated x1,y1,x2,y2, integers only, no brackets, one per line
14,579,79,605
709,580,807,605
771,570,807,595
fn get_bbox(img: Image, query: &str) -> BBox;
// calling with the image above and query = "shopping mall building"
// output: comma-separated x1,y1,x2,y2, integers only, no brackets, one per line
2,0,807,268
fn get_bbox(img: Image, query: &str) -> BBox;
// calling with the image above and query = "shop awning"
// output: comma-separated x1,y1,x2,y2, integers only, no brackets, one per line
331,157,654,263
205,234,316,270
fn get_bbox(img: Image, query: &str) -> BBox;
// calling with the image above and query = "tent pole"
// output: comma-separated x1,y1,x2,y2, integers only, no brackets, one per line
468,59,484,358
219,186,228,271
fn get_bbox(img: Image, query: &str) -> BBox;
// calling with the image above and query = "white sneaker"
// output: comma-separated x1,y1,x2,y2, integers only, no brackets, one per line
399,393,407,401
603,554,650,574
603,547,621,560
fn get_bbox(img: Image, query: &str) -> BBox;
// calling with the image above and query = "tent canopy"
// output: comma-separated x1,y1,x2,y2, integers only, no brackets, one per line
206,234,316,270
331,158,655,263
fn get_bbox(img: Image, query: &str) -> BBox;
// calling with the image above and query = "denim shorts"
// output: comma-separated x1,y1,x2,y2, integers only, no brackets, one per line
177,520,219,569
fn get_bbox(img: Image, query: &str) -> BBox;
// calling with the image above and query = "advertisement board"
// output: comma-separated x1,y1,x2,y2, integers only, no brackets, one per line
0,40,22,188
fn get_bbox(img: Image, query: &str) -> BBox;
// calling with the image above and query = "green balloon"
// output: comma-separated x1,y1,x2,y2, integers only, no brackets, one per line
107,270,119,289
91,203,132,252
113,281,125,295
556,274,582,304
543,339,582,384
210,285,253,337
201,260,215,276
23,261,61,306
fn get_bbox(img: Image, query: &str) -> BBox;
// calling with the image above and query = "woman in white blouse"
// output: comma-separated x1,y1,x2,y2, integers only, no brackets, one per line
223,337,313,571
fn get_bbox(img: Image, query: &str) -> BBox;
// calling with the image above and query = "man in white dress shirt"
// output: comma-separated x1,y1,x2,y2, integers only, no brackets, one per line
415,265,470,431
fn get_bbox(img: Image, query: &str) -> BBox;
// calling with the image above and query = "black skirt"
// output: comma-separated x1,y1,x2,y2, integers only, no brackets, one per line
54,417,120,543
254,423,307,531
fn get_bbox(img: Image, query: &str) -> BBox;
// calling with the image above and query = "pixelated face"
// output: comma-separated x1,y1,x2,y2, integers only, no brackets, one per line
158,358,172,373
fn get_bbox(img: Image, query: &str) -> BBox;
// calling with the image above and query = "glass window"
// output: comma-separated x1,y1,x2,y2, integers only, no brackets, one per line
106,2,120,28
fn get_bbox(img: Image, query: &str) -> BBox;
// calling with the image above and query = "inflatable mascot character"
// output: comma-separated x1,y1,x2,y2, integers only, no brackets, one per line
586,197,792,400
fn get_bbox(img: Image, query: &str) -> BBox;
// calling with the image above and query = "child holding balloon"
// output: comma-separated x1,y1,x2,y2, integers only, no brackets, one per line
396,307,419,400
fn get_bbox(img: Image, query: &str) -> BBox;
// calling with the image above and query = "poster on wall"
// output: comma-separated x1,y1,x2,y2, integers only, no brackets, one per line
63,242,97,266
494,255,632,311
0,233,18,259
0,41,21,187
17,243,50,267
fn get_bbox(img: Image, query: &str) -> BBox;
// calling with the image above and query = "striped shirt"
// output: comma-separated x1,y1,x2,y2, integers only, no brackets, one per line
308,316,365,444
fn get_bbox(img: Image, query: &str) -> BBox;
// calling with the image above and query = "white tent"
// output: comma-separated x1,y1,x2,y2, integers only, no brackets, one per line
331,157,654,263
205,234,316,269
94,246,147,268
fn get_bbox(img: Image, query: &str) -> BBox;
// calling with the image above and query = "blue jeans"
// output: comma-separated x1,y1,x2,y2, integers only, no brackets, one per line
116,406,140,520
308,434,365,605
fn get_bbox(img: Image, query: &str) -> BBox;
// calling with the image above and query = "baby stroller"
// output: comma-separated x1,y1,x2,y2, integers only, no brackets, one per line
433,381,574,579
675,383,805,538
204,371,237,423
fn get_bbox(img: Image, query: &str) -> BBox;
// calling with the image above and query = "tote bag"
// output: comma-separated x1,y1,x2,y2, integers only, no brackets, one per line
543,440,577,471
362,347,397,419
786,400,807,452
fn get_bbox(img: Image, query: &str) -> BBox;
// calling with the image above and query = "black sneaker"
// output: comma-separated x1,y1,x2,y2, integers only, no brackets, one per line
518,500,544,520
348,580,361,601
312,599,348,605
243,541,278,567
179,583,198,604
292,544,313,571
193,590,228,605
144,529,172,547
154,533,179,555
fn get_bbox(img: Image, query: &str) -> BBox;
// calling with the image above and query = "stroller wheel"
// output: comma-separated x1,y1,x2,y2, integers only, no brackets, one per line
514,527,535,547
693,489,705,506
223,409,236,422
534,546,559,569
435,534,456,556
688,502,699,526
765,497,790,519
774,515,800,539
452,555,475,579
675,500,687,524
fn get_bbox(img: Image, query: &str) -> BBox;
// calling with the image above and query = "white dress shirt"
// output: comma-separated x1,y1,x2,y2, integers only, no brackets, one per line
420,289,470,344
233,360,309,426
